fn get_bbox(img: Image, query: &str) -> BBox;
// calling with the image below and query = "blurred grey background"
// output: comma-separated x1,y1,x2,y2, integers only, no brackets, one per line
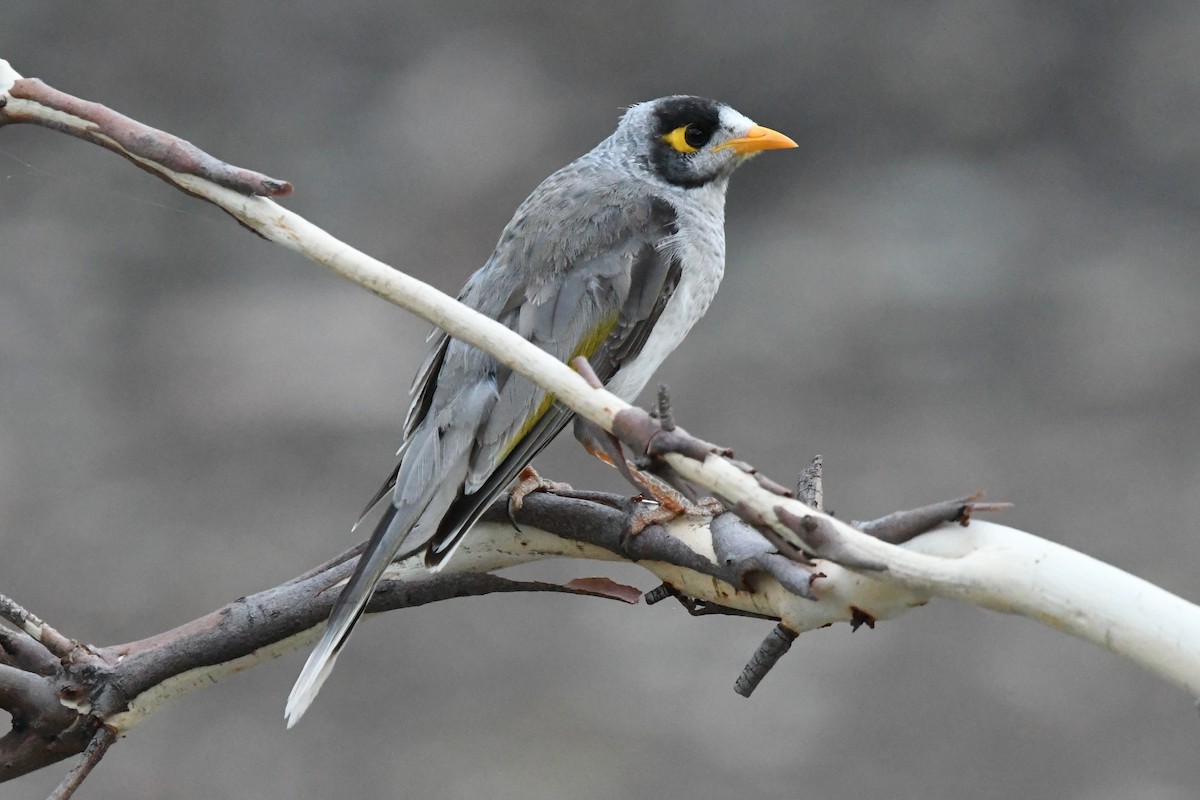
3,2,1199,798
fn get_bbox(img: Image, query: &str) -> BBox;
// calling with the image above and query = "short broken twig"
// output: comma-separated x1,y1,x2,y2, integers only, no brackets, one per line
797,455,824,512
735,624,799,698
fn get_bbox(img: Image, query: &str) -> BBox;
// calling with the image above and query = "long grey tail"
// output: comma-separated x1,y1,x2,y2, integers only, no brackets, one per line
284,501,418,727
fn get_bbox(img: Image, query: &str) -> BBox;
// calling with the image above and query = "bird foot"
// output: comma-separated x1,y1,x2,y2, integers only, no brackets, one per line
620,491,725,543
626,463,719,516
508,466,575,524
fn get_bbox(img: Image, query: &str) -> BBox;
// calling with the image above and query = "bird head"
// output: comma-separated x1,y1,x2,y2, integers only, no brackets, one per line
615,95,797,189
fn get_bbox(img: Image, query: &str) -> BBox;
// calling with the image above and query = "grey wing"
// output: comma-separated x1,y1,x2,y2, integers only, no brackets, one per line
420,197,684,565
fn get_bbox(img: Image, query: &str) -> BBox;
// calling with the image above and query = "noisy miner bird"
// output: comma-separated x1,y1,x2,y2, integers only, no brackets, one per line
286,95,796,725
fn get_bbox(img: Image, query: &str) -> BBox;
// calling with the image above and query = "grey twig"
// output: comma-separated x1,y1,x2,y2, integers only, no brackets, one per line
797,455,824,512
731,456,825,699
734,624,799,698
0,594,76,659
643,584,675,605
774,506,889,571
855,492,1012,544
655,384,675,431
0,78,291,198
47,726,118,800
0,627,59,675
0,663,62,724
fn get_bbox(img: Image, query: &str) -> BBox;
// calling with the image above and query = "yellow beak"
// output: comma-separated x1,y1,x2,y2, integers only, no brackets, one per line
716,124,798,154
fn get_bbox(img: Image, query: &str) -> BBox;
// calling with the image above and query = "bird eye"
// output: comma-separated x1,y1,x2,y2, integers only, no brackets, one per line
662,124,711,154
683,124,710,149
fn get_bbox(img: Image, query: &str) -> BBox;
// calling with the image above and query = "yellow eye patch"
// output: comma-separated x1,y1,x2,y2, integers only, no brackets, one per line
662,125,701,153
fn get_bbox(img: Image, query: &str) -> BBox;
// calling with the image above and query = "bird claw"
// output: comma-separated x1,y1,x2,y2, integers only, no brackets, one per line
507,466,574,527
619,491,725,543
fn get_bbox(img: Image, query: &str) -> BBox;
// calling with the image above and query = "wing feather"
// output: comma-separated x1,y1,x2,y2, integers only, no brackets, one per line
423,199,683,564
